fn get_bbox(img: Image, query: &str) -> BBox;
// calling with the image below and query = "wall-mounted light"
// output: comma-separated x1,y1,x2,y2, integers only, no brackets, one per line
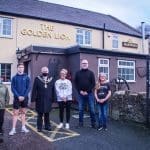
16,48,22,60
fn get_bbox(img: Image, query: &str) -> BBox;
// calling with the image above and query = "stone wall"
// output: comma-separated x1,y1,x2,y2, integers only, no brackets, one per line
109,91,149,123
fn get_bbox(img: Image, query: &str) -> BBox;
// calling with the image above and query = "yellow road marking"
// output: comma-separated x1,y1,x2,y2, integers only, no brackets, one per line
6,108,80,142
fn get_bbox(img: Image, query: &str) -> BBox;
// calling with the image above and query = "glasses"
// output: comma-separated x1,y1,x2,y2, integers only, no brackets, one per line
82,63,88,64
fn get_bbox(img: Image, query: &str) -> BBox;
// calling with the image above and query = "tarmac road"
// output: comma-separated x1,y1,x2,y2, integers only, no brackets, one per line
0,108,150,150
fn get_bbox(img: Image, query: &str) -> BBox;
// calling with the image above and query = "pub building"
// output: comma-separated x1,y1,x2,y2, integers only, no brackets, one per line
0,0,149,103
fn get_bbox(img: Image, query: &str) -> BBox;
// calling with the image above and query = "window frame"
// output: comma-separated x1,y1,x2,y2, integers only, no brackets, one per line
112,34,119,49
0,63,11,83
117,60,135,82
76,28,92,46
0,17,13,38
98,58,110,81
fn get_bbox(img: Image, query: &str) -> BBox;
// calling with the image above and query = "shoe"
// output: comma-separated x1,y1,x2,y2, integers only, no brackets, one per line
9,129,16,136
79,122,83,127
37,129,42,132
97,126,103,131
91,124,96,129
0,129,3,135
21,126,29,133
0,138,3,143
75,122,83,129
103,127,108,131
65,123,70,129
45,127,51,131
57,123,63,129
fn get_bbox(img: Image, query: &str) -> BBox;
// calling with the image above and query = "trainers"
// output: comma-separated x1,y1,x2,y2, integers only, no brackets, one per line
103,127,108,131
65,123,70,129
98,126,103,131
21,126,29,133
57,123,63,129
0,129,3,135
9,129,16,136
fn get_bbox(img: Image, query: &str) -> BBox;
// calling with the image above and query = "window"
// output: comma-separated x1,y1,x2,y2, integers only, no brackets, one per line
98,58,109,81
112,34,118,49
0,17,12,37
0,64,11,82
118,60,135,82
76,29,91,46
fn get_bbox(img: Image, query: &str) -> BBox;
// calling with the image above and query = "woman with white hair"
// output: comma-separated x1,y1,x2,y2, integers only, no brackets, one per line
55,69,72,129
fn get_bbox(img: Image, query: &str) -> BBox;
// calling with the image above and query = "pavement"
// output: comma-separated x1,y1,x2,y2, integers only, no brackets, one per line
0,107,150,150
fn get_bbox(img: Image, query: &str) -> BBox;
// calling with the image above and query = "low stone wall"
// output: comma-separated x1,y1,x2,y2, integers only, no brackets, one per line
109,91,149,123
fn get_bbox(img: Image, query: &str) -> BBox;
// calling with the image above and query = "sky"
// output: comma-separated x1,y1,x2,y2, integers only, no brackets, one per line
39,0,150,28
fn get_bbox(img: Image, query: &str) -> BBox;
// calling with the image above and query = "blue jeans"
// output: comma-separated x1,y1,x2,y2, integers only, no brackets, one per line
78,93,96,125
97,103,108,128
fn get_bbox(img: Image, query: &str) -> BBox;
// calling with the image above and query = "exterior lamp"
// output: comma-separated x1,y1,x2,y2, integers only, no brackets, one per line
16,48,22,60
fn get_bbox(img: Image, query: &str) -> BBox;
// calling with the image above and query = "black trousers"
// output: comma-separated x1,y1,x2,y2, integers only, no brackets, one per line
0,109,5,131
58,101,71,123
37,112,51,130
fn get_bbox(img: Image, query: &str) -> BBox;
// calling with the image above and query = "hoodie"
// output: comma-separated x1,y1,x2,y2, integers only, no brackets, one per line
11,73,31,98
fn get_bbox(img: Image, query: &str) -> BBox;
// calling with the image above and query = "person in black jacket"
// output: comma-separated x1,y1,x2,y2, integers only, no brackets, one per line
31,66,54,132
9,63,31,136
75,59,96,128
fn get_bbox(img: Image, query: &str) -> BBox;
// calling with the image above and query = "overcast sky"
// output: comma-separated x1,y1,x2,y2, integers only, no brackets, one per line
39,0,149,28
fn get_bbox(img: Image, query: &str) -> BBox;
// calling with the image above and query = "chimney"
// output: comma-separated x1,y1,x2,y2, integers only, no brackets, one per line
141,22,145,53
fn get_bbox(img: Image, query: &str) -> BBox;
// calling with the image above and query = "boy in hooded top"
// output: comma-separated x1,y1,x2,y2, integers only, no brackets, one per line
9,63,31,135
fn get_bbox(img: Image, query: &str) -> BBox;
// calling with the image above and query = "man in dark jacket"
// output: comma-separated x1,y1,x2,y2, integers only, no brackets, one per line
31,66,54,132
9,63,31,136
75,59,96,128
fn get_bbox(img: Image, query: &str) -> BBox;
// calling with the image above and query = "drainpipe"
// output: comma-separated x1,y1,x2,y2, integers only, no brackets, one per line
143,21,150,127
146,55,150,128
102,23,105,49
141,22,145,53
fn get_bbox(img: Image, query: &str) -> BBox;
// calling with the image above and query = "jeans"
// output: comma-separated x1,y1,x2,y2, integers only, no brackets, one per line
97,103,108,128
78,93,96,125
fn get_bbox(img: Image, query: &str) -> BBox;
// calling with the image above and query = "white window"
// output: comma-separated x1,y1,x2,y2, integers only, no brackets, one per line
0,17,12,38
76,29,91,46
112,34,118,49
98,58,109,81
0,64,11,82
118,60,135,82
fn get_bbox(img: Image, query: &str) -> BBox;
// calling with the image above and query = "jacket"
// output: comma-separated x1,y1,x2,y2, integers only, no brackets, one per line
31,75,55,113
0,83,10,109
74,69,95,93
11,73,31,98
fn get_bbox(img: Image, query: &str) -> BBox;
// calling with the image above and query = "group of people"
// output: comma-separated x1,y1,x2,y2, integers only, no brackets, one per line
0,59,111,138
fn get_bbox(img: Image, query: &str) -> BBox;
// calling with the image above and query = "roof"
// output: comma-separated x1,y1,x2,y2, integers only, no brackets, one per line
22,45,147,59
0,0,141,37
